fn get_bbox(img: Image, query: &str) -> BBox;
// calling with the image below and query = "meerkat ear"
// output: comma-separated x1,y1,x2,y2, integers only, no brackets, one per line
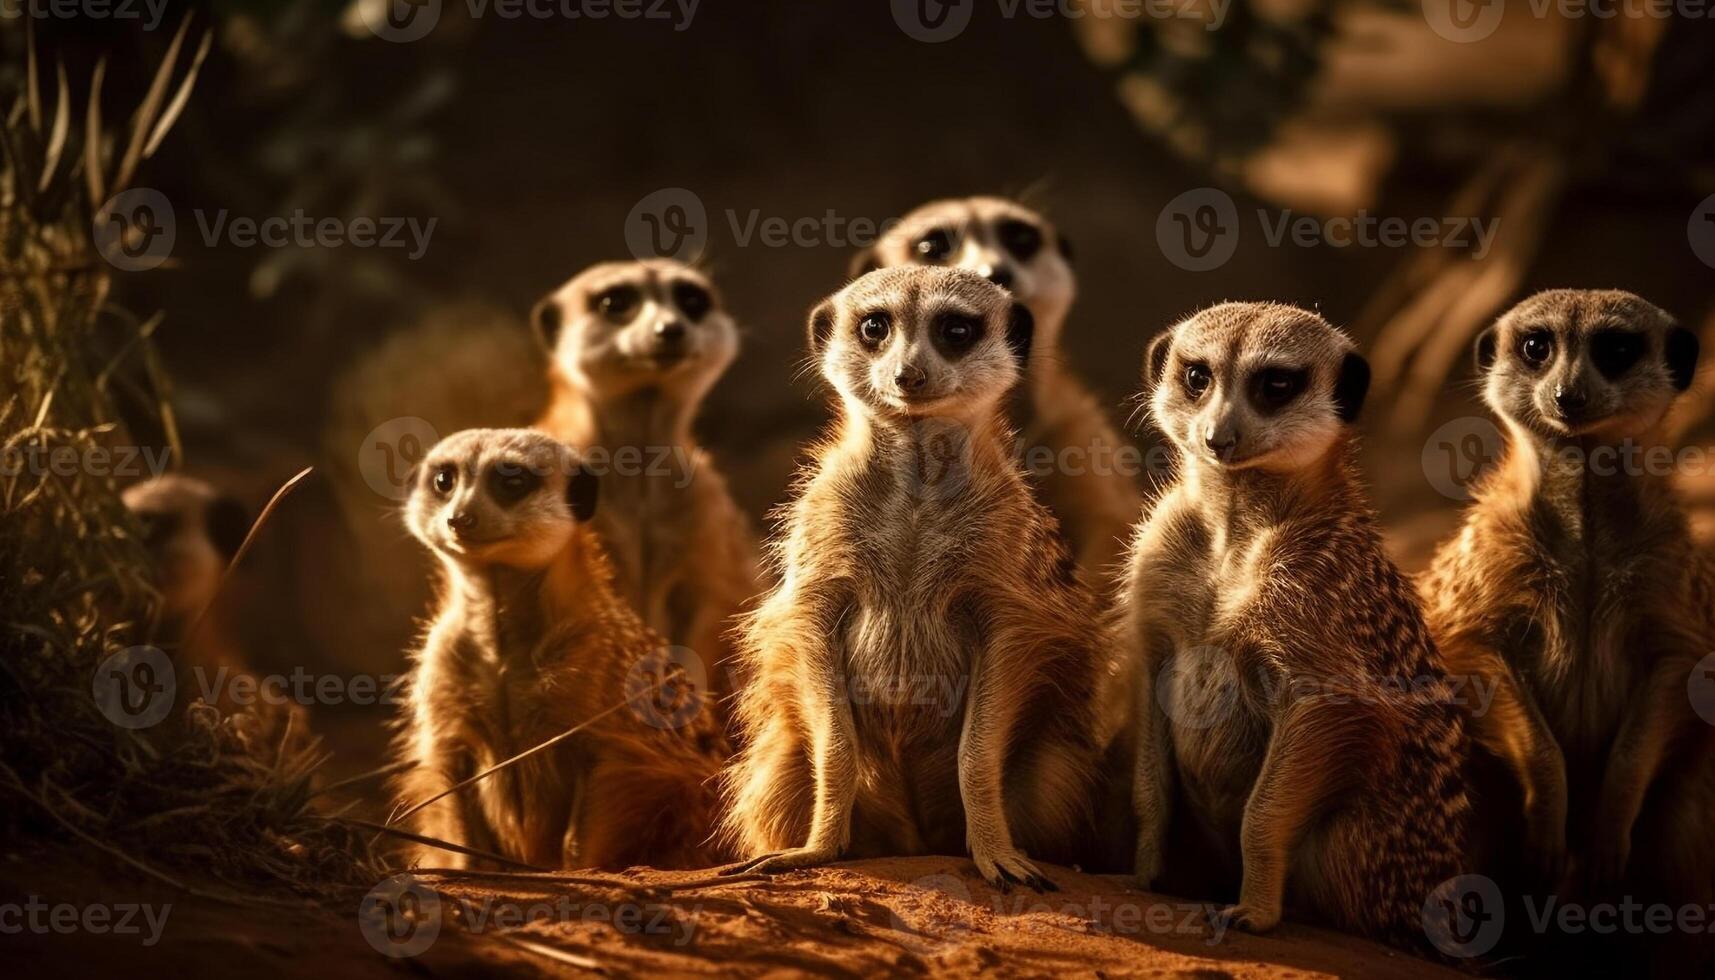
1144,331,1173,389
204,495,251,563
806,300,837,355
1005,303,1034,367
532,297,563,350
1334,352,1371,424
1474,329,1498,373
565,463,599,522
1666,325,1700,392
847,246,879,280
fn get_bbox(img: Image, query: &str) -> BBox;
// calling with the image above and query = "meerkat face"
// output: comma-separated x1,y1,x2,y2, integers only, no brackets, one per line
1145,303,1371,473
855,197,1075,351
123,476,249,621
807,266,1033,423
406,429,599,570
532,259,738,404
1476,289,1699,441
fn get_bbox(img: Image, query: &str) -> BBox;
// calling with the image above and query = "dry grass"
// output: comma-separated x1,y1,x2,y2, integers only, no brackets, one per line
0,21,386,905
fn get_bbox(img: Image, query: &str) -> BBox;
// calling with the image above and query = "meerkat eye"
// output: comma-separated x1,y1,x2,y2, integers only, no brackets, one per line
672,281,712,322
488,463,542,507
1252,367,1308,412
934,313,982,354
914,229,953,263
858,312,891,349
1182,362,1213,396
1518,331,1554,367
431,465,456,495
997,220,1042,262
1589,328,1645,379
593,285,641,324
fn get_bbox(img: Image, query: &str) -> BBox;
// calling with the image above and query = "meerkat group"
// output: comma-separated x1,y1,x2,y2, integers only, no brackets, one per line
372,195,1710,970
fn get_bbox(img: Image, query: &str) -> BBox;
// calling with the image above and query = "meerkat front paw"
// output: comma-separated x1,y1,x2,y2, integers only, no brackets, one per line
972,845,1057,894
1210,901,1281,935
719,846,840,877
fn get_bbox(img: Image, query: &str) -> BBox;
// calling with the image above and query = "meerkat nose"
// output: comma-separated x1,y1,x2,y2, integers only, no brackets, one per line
655,320,687,343
1553,384,1587,413
895,366,928,393
1204,430,1238,460
447,512,477,533
981,265,1014,290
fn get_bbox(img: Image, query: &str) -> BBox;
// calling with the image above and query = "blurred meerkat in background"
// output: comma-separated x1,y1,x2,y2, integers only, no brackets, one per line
397,428,728,871
1421,289,1715,974
123,475,251,684
720,267,1101,891
533,260,759,712
1120,303,1472,950
856,197,1142,585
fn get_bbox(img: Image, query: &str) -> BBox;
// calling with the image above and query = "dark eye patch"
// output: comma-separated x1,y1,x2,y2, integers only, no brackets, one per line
672,281,712,322
1250,366,1308,414
487,461,542,507
137,510,181,548
914,228,954,263
1517,329,1554,368
431,465,456,495
932,312,983,358
1589,328,1645,379
592,285,641,324
996,219,1042,262
858,311,891,350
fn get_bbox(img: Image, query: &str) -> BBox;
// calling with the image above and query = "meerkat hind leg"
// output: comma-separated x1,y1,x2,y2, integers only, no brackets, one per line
722,691,858,875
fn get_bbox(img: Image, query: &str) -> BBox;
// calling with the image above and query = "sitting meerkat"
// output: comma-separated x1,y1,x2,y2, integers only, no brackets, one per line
1120,303,1472,946
1420,290,1715,967
396,428,728,871
855,197,1141,585
533,260,760,705
719,267,1102,891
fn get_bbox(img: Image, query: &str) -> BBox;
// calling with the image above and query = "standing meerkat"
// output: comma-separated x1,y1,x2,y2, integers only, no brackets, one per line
1420,291,1715,960
533,259,759,706
1120,303,1471,946
855,197,1142,583
396,428,728,871
720,267,1101,890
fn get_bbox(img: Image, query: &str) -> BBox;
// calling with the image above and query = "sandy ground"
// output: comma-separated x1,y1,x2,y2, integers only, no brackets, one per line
4,850,1462,978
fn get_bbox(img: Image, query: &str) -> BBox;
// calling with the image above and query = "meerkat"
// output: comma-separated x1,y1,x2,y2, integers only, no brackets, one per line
1119,303,1472,947
122,475,252,695
396,428,728,871
533,259,759,709
718,267,1101,891
1420,290,1715,965
855,197,1142,586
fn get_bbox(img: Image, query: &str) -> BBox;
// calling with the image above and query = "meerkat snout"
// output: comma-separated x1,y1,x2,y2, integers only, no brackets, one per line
1145,303,1370,473
811,266,1033,420
1475,289,1700,439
